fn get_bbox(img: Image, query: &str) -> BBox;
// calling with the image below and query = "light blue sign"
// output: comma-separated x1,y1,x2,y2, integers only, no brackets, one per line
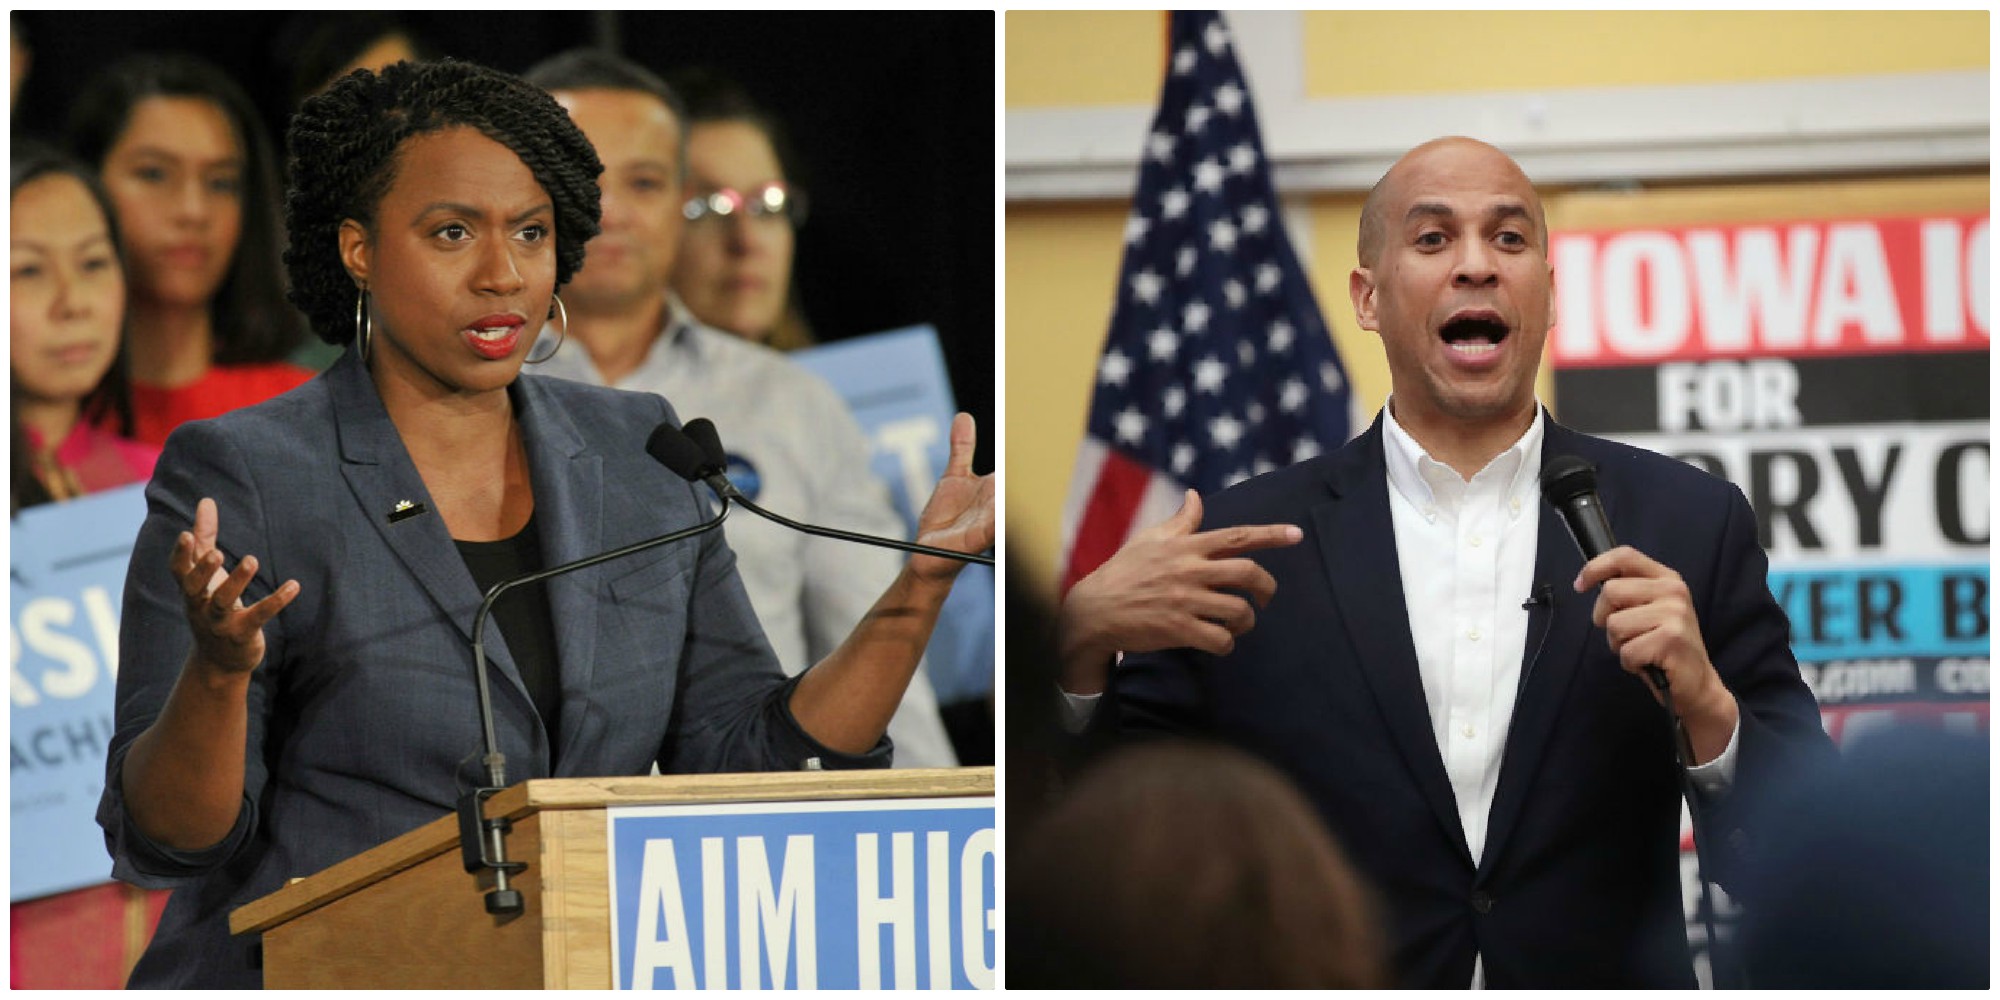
11,483,148,901
795,327,995,706
607,797,996,989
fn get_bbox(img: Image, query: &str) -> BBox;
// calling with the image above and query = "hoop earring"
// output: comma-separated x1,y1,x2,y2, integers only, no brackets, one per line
525,294,568,364
354,287,373,365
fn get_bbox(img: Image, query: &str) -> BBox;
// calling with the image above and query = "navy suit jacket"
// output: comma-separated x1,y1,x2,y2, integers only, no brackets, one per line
1106,414,1830,987
100,351,886,987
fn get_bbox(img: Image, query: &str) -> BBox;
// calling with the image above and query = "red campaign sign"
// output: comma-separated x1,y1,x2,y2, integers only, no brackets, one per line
1551,213,1990,368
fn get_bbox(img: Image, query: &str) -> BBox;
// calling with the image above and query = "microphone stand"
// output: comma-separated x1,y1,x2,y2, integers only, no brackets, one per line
457,502,731,915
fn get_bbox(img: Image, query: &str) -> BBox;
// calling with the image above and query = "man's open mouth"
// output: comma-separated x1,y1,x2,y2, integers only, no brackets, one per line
1440,314,1509,354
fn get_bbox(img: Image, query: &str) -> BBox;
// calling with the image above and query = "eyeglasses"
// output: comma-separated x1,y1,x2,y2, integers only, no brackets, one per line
682,183,808,227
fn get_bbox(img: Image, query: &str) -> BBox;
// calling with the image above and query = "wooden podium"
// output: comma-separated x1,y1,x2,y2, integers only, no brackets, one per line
230,767,994,988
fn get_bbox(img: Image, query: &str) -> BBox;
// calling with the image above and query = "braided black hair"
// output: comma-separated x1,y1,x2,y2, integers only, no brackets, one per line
284,58,603,346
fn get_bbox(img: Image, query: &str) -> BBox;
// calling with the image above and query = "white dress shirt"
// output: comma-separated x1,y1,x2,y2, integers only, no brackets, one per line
539,297,959,767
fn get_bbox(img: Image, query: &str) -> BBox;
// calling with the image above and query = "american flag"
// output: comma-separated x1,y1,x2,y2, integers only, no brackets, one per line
1058,11,1352,594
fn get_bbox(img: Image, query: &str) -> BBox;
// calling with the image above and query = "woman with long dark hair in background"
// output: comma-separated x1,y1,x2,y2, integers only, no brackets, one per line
8,142,167,989
66,53,313,445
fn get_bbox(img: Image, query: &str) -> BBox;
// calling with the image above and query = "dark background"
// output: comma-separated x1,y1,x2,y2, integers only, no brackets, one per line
12,11,996,471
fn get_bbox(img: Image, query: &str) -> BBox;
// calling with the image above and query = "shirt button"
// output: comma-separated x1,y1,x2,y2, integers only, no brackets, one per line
1462,724,1476,739
1509,498,1522,515
1468,628,1481,642
1471,891,1494,914
1469,535,1483,548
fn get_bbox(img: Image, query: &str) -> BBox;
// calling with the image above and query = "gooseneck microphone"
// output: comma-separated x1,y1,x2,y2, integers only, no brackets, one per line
458,441,732,915
647,418,995,568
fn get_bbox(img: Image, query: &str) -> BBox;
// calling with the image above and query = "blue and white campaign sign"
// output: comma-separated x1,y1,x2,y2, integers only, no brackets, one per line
607,797,996,990
795,327,995,706
11,483,148,901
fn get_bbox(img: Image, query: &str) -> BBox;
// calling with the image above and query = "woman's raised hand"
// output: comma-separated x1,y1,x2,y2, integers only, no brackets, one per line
170,497,300,676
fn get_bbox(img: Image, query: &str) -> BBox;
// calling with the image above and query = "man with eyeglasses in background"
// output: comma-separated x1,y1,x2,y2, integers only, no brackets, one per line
522,50,960,769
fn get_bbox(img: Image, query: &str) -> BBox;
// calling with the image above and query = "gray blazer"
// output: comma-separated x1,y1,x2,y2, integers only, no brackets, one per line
99,350,886,987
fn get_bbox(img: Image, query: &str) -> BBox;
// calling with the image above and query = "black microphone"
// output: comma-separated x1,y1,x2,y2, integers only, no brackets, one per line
648,418,995,567
458,445,733,915
1537,455,1666,693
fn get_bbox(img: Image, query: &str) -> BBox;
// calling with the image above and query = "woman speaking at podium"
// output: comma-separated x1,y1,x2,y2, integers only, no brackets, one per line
97,59,993,988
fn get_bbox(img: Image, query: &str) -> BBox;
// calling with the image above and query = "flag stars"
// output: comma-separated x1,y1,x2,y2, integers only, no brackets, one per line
1148,131,1177,163
1203,19,1230,56
1099,348,1134,387
1163,383,1188,417
1172,442,1198,476
1173,46,1198,76
1185,104,1212,135
1192,157,1225,194
1268,319,1294,353
1279,376,1309,413
1256,262,1282,294
1183,300,1212,334
1237,340,1256,367
1148,326,1179,362
1114,407,1149,445
1209,413,1245,450
1321,362,1347,393
1176,244,1198,277
1223,279,1246,309
1193,355,1228,393
1160,186,1191,220
1293,437,1323,464
1208,218,1238,253
1124,214,1152,246
1212,82,1245,116
1228,142,1258,175
1130,268,1164,306
1246,401,1266,425
1240,203,1269,235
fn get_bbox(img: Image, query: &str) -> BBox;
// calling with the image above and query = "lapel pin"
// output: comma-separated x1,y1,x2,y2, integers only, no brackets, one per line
387,499,429,524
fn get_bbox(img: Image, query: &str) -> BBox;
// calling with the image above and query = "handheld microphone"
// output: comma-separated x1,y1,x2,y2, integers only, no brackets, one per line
1537,454,1666,694
648,418,995,567
1538,453,1736,984
458,441,733,915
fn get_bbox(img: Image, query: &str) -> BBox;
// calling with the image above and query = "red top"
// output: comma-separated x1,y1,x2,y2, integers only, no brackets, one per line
128,362,316,446
24,419,161,498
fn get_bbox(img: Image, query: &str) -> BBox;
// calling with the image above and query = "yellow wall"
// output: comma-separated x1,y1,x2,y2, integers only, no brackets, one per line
1303,11,1990,97
1005,12,1989,601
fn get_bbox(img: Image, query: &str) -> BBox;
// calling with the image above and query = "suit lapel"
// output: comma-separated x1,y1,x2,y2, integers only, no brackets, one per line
1315,422,1473,867
331,351,486,646
330,352,532,741
1480,420,1602,873
513,375,604,770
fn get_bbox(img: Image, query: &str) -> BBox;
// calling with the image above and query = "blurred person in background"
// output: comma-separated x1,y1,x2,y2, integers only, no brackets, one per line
524,49,959,768
9,141,166,988
66,53,311,445
666,67,816,352
1737,724,1988,987
1010,739,1390,988
274,12,436,108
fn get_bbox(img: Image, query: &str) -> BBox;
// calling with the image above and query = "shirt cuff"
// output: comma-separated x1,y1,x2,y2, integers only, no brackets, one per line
1057,686,1101,734
1685,712,1741,796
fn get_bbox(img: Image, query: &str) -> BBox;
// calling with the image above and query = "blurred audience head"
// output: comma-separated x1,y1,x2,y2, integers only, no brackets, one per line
1009,739,1390,988
9,13,28,114
665,67,812,348
283,58,601,349
1736,722,1988,987
276,12,438,107
523,48,688,322
66,52,302,365
11,142,135,509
